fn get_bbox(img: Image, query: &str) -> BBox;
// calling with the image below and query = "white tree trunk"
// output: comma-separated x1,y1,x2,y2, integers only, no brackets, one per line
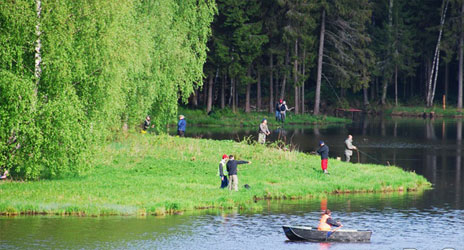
427,0,449,107
34,0,42,93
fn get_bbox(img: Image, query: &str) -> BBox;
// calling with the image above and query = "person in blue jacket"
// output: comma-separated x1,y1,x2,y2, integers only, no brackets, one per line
177,115,186,137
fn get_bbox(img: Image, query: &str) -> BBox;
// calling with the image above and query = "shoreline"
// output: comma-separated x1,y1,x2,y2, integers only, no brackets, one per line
0,134,431,217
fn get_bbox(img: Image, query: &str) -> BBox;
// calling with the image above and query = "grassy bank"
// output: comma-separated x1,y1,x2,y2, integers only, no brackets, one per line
176,108,349,127
386,106,464,117
0,134,430,216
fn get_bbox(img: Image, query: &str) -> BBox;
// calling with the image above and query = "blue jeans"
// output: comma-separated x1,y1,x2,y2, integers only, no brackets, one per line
275,111,281,121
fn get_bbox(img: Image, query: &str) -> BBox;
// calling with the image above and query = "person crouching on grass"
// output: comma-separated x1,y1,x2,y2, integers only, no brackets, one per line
317,140,329,174
226,155,251,191
218,154,229,188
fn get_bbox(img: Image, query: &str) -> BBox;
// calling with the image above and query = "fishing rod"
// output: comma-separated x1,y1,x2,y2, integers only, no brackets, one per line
357,149,384,165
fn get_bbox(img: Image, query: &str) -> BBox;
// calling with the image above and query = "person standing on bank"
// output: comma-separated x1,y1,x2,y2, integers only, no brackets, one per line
226,155,251,191
317,140,330,174
344,135,357,162
275,99,283,122
177,115,186,137
258,119,270,144
280,101,288,123
218,154,229,188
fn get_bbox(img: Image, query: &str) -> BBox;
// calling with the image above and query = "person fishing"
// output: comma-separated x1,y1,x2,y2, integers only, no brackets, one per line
344,134,357,162
218,154,229,189
317,209,342,231
177,115,186,137
280,101,288,123
317,140,330,174
258,118,270,144
275,99,283,122
226,155,251,191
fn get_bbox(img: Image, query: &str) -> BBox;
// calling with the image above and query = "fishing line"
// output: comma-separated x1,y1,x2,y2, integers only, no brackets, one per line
357,149,384,164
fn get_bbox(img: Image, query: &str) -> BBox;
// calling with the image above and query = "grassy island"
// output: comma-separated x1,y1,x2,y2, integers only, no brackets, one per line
0,134,430,216
176,108,350,127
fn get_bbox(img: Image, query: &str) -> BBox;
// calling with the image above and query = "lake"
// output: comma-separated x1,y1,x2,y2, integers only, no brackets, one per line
1,116,463,249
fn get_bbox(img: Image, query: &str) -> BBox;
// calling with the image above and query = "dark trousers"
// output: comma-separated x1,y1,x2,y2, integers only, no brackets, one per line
220,176,229,188
177,130,185,137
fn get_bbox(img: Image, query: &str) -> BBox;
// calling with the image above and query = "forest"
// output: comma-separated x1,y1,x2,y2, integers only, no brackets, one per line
196,0,464,114
1,0,463,179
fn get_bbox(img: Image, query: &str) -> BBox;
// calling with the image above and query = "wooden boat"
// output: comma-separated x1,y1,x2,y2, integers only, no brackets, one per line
282,225,372,242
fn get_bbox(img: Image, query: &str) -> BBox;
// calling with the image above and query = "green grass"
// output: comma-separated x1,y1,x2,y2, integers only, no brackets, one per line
0,133,430,216
386,105,464,117
176,107,350,127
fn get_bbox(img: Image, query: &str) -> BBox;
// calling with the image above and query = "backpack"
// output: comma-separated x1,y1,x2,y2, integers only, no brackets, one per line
280,104,286,112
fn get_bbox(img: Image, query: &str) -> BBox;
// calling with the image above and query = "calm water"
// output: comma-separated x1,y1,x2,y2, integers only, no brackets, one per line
1,117,464,250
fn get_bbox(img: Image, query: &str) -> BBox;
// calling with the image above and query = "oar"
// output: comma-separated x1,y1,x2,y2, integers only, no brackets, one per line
357,149,360,163
326,225,343,239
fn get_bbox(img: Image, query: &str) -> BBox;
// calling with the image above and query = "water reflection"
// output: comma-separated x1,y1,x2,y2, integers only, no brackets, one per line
2,192,463,250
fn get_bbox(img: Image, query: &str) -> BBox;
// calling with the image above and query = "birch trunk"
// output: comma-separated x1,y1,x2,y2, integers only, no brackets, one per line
427,0,449,107
34,0,42,93
314,9,325,115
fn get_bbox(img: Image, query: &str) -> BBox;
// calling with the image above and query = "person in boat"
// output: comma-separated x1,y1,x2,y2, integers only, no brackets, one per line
258,118,270,144
344,134,357,162
317,209,342,231
226,155,251,191
218,154,229,189
317,140,330,174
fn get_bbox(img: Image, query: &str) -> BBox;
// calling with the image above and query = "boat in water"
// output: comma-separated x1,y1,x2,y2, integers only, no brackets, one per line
282,225,372,242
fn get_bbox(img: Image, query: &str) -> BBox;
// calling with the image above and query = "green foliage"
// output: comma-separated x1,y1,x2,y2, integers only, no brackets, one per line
0,134,430,216
0,0,216,179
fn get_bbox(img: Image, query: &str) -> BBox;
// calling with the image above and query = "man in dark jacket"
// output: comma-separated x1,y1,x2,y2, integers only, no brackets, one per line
226,155,251,191
317,140,329,174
